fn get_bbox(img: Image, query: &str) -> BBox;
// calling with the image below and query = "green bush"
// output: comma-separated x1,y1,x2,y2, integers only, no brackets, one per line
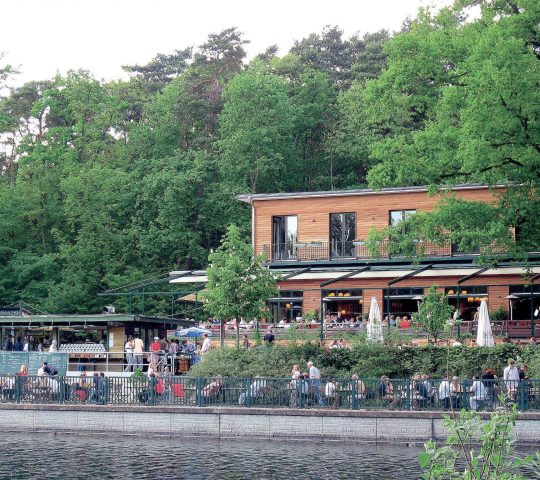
189,343,540,379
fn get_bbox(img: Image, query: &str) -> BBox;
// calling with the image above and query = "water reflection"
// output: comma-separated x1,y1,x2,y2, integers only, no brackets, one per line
2,433,424,479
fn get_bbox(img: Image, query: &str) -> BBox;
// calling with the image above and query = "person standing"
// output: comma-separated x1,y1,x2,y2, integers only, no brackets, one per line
124,336,134,372
503,359,520,401
14,337,24,351
133,335,144,371
307,361,324,407
201,333,212,356
3,335,14,351
481,368,496,409
150,337,161,365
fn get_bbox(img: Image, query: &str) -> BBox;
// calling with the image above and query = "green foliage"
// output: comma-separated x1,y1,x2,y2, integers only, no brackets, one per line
189,343,540,379
490,306,508,322
204,224,277,346
218,65,294,193
420,403,534,479
365,0,540,254
416,286,454,342
1,3,539,314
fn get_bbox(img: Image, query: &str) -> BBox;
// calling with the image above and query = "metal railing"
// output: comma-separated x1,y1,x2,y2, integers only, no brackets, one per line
1,376,538,411
66,350,179,375
262,241,502,262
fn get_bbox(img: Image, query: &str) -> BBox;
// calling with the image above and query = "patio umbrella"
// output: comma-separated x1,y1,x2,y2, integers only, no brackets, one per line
367,297,384,343
476,299,495,347
176,327,213,337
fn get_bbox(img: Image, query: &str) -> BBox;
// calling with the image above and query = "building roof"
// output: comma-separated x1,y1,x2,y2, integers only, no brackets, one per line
237,184,506,203
0,314,194,326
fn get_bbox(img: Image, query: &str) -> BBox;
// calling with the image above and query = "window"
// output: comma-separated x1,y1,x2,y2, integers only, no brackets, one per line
389,210,416,227
272,216,297,260
330,212,356,258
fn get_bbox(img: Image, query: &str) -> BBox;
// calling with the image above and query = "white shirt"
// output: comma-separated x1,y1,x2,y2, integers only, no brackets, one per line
309,365,320,380
48,379,59,393
133,338,144,354
438,380,451,400
201,337,211,354
504,365,520,386
325,382,336,397
125,341,133,352
470,380,486,400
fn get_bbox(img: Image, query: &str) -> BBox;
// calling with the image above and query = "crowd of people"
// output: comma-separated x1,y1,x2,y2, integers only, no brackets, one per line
123,333,212,373
2,335,59,352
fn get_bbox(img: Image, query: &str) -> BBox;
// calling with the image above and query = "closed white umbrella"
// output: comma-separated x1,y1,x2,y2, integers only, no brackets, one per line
367,297,384,343
476,299,495,347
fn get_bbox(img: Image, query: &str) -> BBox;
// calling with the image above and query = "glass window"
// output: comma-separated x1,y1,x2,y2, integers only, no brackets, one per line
330,212,356,258
272,216,298,260
389,210,416,226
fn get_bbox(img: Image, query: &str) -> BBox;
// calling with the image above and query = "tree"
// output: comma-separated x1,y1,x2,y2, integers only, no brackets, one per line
415,286,454,343
218,64,294,193
204,224,276,347
363,0,540,256
122,47,193,93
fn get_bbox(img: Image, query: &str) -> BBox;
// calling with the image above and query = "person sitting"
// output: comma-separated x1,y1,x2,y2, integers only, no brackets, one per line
378,376,400,409
325,379,339,408
400,316,411,328
329,340,339,349
450,376,463,409
1,374,16,401
202,376,223,404
469,375,487,410
350,374,366,406
411,374,427,409
74,372,91,402
438,375,451,409
238,377,269,405
181,340,196,355
138,373,158,404
263,329,275,345
242,335,251,350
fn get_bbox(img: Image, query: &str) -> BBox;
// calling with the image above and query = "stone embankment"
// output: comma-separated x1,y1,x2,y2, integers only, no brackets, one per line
1,405,539,445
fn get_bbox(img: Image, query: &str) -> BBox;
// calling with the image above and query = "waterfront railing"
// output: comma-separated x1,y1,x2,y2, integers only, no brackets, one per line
0,375,538,411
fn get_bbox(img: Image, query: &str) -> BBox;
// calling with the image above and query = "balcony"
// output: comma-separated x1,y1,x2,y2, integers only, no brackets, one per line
262,240,493,263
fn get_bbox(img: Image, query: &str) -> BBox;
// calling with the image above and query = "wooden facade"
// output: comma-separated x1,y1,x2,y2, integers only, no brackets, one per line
238,185,540,333
245,185,504,257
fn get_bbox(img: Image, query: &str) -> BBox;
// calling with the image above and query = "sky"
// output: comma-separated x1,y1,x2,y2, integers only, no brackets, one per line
1,0,449,85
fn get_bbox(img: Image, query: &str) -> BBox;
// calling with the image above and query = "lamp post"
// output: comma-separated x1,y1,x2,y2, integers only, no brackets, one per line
506,294,518,338
506,294,518,322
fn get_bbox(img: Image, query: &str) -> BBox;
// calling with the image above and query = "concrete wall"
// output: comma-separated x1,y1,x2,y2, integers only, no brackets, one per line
1,405,539,445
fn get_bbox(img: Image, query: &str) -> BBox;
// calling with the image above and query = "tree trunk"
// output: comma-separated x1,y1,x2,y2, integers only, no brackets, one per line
220,319,225,347
236,318,240,348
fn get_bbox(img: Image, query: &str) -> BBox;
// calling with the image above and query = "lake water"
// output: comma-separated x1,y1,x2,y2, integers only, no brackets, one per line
2,432,537,479
2,432,425,479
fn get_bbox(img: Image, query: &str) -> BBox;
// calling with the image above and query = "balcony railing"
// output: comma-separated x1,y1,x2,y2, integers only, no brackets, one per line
262,240,496,262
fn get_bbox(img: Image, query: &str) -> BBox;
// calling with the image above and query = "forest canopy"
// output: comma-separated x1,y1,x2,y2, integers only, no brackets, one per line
0,0,538,314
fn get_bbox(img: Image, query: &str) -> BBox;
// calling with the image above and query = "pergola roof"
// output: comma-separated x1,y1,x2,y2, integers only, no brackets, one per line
0,314,194,326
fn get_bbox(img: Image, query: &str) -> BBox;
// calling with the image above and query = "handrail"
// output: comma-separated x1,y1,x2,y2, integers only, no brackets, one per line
0,375,537,412
262,240,505,262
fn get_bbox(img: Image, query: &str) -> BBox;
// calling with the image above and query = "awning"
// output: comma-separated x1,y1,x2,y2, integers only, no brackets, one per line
323,296,363,302
170,275,208,284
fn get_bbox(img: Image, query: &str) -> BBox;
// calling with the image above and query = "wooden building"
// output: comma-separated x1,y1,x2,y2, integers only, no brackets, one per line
237,184,540,337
